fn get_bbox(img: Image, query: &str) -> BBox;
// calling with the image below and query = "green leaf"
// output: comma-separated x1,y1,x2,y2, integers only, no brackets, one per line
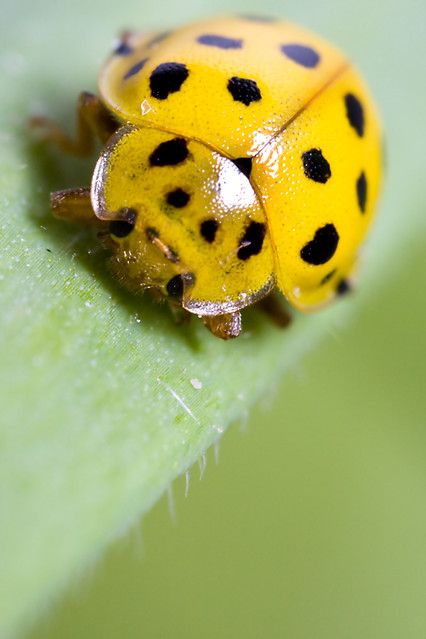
29,239,426,639
1,0,425,637
0,8,340,639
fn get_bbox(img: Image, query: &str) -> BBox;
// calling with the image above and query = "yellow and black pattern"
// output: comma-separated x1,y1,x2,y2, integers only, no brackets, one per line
252,66,382,310
99,16,347,157
91,126,275,314
90,15,382,315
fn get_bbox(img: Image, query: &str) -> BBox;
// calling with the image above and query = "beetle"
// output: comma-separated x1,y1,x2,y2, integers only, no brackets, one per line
32,15,382,339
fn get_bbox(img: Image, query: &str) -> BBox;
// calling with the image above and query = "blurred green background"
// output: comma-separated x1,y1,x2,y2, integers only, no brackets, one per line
3,0,426,636
30,250,426,639
32,247,426,639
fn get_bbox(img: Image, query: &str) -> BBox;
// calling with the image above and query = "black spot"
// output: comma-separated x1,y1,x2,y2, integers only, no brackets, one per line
197,34,242,49
149,138,189,166
166,188,190,208
200,219,219,243
114,41,133,56
123,58,148,80
150,62,189,99
336,278,351,296
166,274,184,298
300,224,339,265
302,148,331,183
356,171,368,213
109,208,137,237
320,269,337,285
344,93,365,137
109,220,134,237
227,76,262,106
281,44,320,68
46,248,52,253
237,221,266,260
232,157,253,178
166,273,195,298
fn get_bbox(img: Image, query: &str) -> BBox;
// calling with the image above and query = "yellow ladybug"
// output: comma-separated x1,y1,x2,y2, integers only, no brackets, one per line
34,15,382,339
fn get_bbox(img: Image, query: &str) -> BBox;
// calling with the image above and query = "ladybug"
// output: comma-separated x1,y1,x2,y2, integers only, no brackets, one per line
33,16,382,339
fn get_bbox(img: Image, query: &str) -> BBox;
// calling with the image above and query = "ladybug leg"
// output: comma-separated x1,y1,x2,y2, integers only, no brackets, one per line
257,293,292,328
30,92,118,157
51,186,106,227
167,299,192,325
203,312,242,340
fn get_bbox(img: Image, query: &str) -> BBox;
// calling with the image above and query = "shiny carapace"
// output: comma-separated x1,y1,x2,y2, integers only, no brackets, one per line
36,16,382,339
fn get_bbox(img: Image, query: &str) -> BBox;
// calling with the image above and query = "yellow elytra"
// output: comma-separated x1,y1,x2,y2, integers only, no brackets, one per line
40,15,382,339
